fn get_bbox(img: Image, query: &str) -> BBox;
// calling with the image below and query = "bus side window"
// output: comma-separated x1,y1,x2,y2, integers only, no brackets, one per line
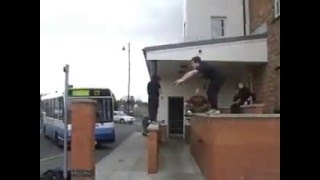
55,97,59,119
107,98,113,121
45,100,49,115
52,98,58,119
48,99,52,117
47,98,55,118
58,96,64,120
46,100,50,116
110,98,114,120
44,100,48,115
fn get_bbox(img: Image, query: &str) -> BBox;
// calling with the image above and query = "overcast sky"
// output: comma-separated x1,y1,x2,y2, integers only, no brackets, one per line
40,0,183,101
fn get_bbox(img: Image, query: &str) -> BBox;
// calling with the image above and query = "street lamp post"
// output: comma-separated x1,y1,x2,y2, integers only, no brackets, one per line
122,42,131,115
63,64,70,179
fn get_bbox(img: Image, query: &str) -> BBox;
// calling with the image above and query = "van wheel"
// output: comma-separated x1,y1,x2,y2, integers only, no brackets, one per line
120,119,125,124
43,126,49,138
55,132,62,147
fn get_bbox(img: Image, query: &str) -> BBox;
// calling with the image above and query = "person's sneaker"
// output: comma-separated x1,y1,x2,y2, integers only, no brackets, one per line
206,109,215,114
186,110,193,116
206,109,220,115
142,133,148,137
213,110,220,114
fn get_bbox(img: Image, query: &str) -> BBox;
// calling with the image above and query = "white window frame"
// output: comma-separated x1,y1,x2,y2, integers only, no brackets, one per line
210,16,226,38
274,0,280,18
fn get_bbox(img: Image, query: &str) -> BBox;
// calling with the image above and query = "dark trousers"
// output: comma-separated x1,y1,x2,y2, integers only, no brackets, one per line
230,103,242,113
207,80,223,109
148,96,159,122
187,104,210,113
142,116,150,134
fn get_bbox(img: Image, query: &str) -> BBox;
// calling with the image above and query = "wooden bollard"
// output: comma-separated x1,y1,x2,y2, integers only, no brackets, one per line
159,123,167,143
158,123,161,144
147,123,159,174
70,99,96,180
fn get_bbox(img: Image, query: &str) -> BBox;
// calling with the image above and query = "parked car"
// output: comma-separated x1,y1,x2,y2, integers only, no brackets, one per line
113,111,136,124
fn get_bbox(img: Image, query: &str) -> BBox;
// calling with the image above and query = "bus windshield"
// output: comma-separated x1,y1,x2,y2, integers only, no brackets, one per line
95,98,113,123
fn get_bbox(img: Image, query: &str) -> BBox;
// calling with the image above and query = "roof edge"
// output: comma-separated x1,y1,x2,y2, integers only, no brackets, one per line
143,33,267,52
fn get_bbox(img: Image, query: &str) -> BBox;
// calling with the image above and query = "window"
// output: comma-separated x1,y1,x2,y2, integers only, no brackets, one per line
44,100,49,115
274,0,280,18
48,99,53,117
211,17,226,38
53,98,59,119
58,96,64,120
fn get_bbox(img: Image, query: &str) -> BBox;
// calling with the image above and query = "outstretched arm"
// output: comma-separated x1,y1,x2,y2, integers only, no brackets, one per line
181,69,198,81
175,69,198,85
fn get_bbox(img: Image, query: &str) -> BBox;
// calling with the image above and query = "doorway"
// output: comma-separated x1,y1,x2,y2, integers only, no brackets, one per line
168,97,184,136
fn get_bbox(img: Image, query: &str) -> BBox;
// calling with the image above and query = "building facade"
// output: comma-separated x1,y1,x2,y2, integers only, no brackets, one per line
249,0,280,112
143,0,280,138
183,0,246,41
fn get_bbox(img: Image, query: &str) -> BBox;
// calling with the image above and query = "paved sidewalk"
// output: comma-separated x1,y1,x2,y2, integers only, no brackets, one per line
95,132,204,180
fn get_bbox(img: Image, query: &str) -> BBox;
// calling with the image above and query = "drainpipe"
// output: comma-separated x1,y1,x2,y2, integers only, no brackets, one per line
243,0,247,36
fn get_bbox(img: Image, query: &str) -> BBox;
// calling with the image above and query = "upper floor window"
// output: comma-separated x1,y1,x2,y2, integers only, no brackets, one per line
211,17,226,38
274,0,280,18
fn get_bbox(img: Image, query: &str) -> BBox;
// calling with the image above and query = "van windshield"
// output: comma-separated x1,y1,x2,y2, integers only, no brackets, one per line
118,112,127,116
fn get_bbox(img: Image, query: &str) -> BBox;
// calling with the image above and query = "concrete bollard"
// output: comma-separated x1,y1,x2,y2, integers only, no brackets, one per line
69,99,96,180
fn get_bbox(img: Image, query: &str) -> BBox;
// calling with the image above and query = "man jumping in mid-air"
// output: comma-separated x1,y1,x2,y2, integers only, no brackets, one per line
175,56,225,114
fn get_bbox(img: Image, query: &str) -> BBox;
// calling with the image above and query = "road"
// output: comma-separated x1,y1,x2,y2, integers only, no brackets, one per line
40,122,141,174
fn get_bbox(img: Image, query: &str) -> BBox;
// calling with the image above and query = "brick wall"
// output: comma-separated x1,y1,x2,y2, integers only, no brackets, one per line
190,115,280,180
249,0,280,113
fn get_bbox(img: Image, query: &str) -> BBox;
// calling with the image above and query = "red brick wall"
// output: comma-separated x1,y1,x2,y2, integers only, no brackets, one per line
190,115,280,180
249,0,280,113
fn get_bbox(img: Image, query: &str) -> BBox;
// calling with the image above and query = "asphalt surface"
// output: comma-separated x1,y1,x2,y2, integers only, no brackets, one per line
40,122,142,175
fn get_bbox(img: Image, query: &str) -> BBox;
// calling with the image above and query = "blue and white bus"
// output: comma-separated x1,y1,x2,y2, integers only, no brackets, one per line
41,88,115,147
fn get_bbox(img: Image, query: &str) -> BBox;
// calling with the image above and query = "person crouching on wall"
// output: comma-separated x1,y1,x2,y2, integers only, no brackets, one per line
185,88,210,114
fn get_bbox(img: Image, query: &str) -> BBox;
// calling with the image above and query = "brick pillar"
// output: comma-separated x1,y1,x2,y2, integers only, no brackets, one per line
147,123,159,174
70,99,96,180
